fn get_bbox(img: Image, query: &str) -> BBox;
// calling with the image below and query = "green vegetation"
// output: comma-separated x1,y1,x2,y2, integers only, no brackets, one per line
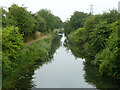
83,61,120,88
64,11,89,35
2,2,120,88
34,15,47,32
35,9,63,31
3,33,54,88
4,4,37,41
65,10,120,79
1,4,63,88
14,34,62,88
2,5,63,41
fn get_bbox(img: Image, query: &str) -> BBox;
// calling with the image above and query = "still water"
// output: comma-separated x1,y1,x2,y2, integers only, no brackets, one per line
15,34,120,89
32,34,95,88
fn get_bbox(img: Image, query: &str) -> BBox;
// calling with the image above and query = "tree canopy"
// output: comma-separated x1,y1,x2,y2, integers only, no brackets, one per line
6,4,37,39
36,9,63,31
64,11,89,35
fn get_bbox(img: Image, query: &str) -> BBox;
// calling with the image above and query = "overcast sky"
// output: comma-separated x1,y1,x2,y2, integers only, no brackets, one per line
0,0,120,22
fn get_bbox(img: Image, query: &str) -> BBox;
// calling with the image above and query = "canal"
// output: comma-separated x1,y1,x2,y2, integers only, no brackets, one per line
32,34,94,88
15,33,120,89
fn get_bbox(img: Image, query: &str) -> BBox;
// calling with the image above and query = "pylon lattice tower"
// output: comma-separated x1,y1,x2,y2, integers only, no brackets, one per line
88,4,95,14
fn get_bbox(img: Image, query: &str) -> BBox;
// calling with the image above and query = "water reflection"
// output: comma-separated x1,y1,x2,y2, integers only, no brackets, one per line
66,37,120,89
83,61,120,89
32,34,95,88
15,35,62,89
46,35,62,64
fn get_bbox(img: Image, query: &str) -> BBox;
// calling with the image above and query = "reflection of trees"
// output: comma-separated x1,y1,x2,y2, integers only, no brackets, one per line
64,39,85,59
47,35,62,62
15,61,42,88
15,59,50,88
83,61,120,89
67,38,120,89
15,35,62,88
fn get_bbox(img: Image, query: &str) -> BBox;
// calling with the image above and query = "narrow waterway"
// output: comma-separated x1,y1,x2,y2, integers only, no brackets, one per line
32,34,95,88
15,33,120,89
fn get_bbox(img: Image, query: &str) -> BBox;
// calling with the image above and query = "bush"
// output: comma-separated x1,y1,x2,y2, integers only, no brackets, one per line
68,28,87,58
94,21,120,78
2,26,24,60
2,26,24,78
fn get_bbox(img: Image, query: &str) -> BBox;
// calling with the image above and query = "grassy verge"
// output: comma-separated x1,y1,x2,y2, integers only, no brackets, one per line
3,33,55,88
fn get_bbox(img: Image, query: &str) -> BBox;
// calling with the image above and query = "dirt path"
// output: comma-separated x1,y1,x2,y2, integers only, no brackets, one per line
26,35,47,45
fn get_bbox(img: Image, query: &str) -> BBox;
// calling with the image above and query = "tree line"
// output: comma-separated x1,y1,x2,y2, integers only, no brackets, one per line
2,4,63,41
64,10,120,79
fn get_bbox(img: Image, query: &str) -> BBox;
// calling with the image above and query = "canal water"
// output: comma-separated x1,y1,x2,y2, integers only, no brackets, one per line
32,34,95,88
15,34,120,89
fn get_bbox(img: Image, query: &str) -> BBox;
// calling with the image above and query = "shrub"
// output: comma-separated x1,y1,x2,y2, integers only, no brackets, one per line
2,26,24,78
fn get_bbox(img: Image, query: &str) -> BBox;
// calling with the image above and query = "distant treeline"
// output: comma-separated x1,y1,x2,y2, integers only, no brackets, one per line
64,10,120,79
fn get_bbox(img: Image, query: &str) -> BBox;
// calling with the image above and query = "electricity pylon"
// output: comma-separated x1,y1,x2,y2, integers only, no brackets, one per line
88,4,95,14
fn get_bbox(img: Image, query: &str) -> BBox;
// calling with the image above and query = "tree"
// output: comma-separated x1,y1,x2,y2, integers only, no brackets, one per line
6,4,37,39
101,10,118,24
37,9,55,30
34,15,47,32
64,20,73,35
1,8,7,27
70,11,89,30
64,11,89,35
54,16,63,29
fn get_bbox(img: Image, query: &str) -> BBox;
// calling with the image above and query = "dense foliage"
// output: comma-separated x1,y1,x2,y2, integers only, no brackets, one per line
36,9,63,31
66,10,120,79
2,26,24,81
1,4,63,88
2,5,63,41
64,11,89,35
3,33,54,88
34,15,47,32
6,4,37,40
